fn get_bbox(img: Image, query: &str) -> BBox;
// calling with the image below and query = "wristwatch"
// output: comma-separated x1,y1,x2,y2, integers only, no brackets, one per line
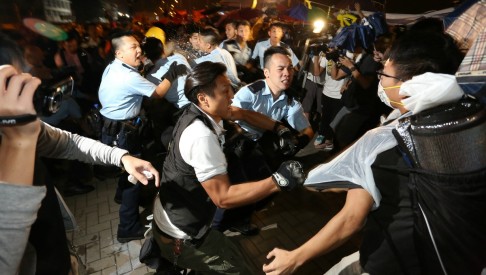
349,66,357,72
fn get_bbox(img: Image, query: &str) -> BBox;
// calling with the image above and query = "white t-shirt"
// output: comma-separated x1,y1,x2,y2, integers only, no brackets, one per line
322,58,347,99
154,105,227,239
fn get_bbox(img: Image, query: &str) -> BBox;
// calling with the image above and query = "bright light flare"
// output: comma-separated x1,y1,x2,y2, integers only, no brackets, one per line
313,20,325,33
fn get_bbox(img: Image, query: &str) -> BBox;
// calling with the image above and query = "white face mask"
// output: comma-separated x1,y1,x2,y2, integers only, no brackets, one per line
377,81,402,108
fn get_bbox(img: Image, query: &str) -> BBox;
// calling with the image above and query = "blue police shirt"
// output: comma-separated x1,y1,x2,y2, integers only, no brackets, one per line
146,53,191,109
99,59,156,120
251,39,300,69
232,79,310,139
195,47,241,87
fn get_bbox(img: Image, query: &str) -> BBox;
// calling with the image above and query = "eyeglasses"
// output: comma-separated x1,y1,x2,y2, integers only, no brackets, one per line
376,70,403,82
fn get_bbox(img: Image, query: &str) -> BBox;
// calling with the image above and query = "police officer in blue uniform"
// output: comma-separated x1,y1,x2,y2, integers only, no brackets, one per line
98,31,186,242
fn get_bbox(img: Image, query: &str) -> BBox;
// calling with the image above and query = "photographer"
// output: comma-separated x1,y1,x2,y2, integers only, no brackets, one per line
329,45,388,149
300,42,327,126
312,47,350,151
0,32,159,274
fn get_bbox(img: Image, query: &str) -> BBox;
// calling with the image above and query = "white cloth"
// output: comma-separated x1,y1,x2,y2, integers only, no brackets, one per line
179,115,227,182
400,72,464,115
304,124,397,209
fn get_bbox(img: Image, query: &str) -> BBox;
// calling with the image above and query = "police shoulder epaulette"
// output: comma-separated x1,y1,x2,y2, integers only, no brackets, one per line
247,80,266,94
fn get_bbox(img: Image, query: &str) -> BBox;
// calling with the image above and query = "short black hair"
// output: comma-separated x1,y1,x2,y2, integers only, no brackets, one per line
185,23,201,35
184,61,227,104
263,46,291,68
236,20,251,29
268,21,286,31
224,19,237,28
199,27,221,46
110,30,134,52
388,31,463,81
142,37,163,61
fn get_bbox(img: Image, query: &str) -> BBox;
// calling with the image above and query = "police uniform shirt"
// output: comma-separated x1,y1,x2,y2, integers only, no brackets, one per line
146,53,191,108
221,39,252,66
153,103,227,239
232,80,310,139
195,47,241,87
99,58,156,120
251,39,300,68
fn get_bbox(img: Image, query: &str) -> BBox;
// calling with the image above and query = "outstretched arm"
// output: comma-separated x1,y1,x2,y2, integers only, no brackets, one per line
230,106,278,132
263,188,374,275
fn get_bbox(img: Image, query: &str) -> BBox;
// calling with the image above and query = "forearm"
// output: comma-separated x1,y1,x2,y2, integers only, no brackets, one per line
37,122,128,167
313,57,323,76
231,106,277,132
205,174,279,209
153,79,171,98
224,178,278,208
291,189,373,267
0,137,37,186
293,209,364,265
331,63,346,80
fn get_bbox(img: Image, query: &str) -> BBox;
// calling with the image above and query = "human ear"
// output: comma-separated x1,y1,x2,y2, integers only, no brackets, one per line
263,68,270,78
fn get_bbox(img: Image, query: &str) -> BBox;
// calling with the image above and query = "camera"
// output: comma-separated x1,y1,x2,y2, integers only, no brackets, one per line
308,42,329,56
34,76,73,116
325,48,347,62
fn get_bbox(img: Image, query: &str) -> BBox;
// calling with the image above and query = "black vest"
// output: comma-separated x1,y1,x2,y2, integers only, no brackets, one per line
159,104,217,239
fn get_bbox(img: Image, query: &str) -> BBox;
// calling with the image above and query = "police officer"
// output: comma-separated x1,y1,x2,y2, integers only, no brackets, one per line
98,31,186,242
152,61,306,274
251,21,300,70
233,46,314,166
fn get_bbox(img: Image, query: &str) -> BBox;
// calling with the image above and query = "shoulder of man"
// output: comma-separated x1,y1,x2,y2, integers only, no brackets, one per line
223,39,238,47
255,38,268,46
247,79,266,94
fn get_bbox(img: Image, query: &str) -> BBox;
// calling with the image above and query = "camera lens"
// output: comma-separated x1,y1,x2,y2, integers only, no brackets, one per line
34,76,73,115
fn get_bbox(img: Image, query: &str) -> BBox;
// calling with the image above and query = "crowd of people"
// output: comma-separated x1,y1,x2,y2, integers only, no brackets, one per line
1,1,485,274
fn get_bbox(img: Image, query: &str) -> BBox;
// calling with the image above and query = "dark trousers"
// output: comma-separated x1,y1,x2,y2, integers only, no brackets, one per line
318,94,344,140
101,119,143,235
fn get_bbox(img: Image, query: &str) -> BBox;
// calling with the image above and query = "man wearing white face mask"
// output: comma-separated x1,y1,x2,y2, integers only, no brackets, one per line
263,31,466,275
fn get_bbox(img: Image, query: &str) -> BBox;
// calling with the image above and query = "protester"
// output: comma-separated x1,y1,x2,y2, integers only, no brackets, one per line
263,31,464,275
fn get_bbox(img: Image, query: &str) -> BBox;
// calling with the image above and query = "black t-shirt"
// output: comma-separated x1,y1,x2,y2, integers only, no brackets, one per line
359,147,421,275
341,53,385,115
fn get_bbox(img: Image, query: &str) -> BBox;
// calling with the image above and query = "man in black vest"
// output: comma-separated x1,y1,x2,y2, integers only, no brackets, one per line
152,61,306,274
